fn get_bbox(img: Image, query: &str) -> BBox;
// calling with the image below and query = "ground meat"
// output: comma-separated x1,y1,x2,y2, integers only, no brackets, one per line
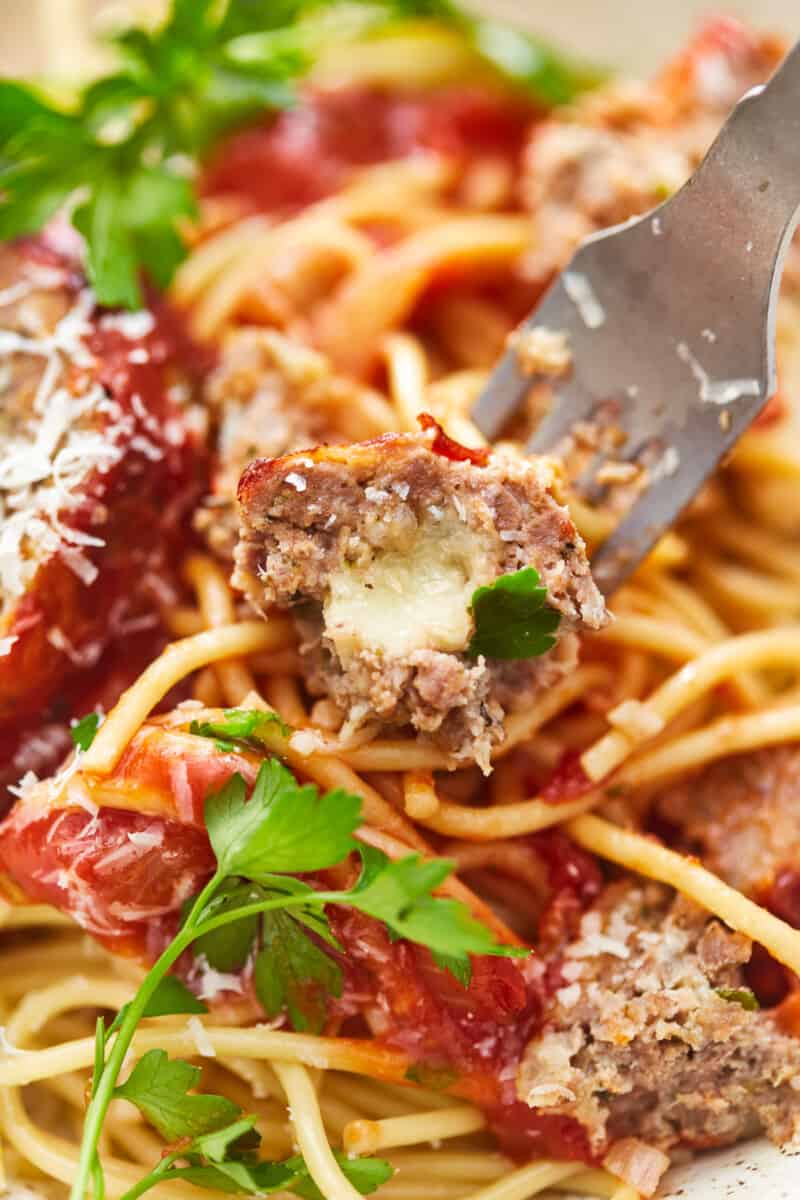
234,426,607,769
196,327,387,558
518,882,800,1156
653,746,800,899
521,18,783,280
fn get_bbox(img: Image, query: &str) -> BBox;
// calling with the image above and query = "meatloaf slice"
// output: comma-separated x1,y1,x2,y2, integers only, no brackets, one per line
518,882,800,1156
234,425,607,769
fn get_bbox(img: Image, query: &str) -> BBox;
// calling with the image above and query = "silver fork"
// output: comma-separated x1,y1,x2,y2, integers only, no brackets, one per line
472,39,800,596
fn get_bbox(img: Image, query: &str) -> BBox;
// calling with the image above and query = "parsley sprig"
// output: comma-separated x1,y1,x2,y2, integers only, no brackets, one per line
113,1048,390,1200
468,566,562,660
0,1,600,308
72,756,525,1200
189,707,290,753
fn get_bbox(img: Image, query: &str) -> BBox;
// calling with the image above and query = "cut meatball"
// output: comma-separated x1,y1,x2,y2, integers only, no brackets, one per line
0,239,205,797
654,746,800,897
234,425,608,769
518,882,800,1156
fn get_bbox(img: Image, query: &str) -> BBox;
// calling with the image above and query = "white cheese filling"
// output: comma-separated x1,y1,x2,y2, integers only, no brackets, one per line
324,515,493,661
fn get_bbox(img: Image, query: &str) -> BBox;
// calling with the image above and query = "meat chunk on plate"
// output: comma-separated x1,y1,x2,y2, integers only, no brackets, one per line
521,17,784,280
518,882,800,1156
235,424,607,769
0,239,204,792
196,327,391,559
653,745,800,937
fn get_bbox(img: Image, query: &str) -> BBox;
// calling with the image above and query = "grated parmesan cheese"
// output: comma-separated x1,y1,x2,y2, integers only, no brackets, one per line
100,309,156,339
127,829,164,849
0,277,132,613
8,770,39,799
197,958,244,1001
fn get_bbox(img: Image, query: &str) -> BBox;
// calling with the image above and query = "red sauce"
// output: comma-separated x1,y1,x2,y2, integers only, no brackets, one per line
532,829,604,954
539,750,594,805
0,732,601,1165
201,85,534,216
330,907,594,1162
745,865,800,1007
0,805,214,955
0,243,210,805
418,413,489,465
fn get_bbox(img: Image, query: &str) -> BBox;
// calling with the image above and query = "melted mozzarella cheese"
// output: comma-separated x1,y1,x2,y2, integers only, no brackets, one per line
324,515,493,661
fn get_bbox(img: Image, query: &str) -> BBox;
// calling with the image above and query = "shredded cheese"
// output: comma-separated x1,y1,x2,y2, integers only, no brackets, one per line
0,271,131,616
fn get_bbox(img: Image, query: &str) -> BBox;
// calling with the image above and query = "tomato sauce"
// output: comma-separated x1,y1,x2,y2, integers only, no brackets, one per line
0,243,211,808
201,85,534,216
0,722,604,1165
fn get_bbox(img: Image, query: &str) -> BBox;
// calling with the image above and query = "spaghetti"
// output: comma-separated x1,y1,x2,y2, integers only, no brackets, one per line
2,9,800,1200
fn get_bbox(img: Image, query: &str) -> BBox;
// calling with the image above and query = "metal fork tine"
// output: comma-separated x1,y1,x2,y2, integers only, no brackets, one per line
470,39,800,594
470,351,529,442
525,376,602,456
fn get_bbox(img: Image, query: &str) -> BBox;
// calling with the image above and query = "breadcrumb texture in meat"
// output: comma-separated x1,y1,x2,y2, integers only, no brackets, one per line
234,427,607,769
196,327,388,559
518,882,800,1155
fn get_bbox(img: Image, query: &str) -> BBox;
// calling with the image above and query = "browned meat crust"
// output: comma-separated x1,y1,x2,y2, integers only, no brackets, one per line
235,428,607,768
519,882,800,1155
653,746,800,899
196,327,389,559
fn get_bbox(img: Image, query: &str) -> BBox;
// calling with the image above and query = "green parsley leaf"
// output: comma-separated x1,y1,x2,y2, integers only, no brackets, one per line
114,1049,241,1141
292,1153,393,1199
166,1150,391,1197
73,177,141,310
382,1,603,106
189,880,262,972
255,909,342,1032
110,974,207,1037
404,1063,458,1090
469,19,604,107
1,2,601,310
347,846,528,970
205,761,361,878
70,712,101,752
467,567,561,660
430,949,472,987
190,708,290,754
166,1161,298,1195
715,987,760,1011
191,1115,261,1163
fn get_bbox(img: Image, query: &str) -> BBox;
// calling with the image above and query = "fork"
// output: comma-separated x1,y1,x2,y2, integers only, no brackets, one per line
472,39,800,596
